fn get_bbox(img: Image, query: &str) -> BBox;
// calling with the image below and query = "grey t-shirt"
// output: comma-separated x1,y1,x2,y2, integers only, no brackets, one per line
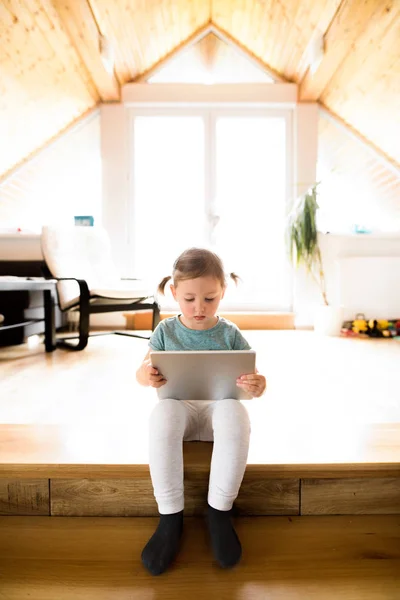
149,315,251,352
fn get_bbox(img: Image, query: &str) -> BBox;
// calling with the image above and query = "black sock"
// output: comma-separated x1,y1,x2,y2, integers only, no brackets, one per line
207,504,242,568
141,511,184,575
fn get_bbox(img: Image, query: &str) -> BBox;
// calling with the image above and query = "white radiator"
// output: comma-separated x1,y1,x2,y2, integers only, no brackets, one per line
337,256,400,320
0,234,42,261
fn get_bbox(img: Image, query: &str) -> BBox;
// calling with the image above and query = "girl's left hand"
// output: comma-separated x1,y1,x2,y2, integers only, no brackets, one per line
236,372,267,398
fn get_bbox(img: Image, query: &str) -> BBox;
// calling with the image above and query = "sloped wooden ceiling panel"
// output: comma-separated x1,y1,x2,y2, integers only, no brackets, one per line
88,0,210,84
0,0,99,178
212,0,399,167
54,0,120,101
318,111,400,231
1,0,399,182
211,0,343,81
318,1,400,165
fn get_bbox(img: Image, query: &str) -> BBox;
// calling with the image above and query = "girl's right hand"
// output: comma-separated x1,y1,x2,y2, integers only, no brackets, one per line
144,359,167,388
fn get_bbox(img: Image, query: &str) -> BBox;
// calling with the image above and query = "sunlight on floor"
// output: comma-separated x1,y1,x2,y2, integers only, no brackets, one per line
1,331,399,441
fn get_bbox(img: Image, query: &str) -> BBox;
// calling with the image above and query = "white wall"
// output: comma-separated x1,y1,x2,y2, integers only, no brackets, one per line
317,109,400,234
295,103,318,199
294,233,400,326
100,104,130,274
0,111,102,233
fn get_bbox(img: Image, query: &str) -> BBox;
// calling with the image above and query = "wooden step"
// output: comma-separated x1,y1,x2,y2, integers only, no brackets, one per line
1,422,400,478
0,515,399,599
0,422,399,517
1,331,400,517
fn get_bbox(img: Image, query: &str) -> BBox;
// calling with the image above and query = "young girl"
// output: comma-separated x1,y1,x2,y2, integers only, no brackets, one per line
136,248,266,576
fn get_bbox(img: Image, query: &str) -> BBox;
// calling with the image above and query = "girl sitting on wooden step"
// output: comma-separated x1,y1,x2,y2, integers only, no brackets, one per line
136,247,267,576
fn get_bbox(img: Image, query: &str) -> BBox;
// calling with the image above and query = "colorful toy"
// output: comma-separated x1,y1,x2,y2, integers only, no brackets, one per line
341,314,400,339
352,313,368,334
368,320,383,338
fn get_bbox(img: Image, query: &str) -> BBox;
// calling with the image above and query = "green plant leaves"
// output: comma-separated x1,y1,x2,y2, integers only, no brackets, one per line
286,184,328,305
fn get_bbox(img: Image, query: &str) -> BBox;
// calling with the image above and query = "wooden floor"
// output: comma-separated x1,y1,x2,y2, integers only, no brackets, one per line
0,515,399,600
1,332,400,597
0,330,400,472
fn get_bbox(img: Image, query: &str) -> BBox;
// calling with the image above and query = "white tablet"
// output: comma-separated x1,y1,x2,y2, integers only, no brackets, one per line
150,350,256,401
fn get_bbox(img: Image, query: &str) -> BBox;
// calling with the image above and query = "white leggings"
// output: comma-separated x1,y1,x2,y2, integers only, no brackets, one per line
148,398,251,514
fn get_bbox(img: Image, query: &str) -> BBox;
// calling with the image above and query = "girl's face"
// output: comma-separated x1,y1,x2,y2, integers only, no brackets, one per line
170,276,225,330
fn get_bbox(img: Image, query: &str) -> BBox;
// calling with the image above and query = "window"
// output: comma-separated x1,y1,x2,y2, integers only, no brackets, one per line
131,115,205,281
214,113,290,308
130,108,292,310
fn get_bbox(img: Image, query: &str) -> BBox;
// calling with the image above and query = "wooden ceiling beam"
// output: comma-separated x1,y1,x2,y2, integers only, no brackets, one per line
53,0,120,102
299,0,384,101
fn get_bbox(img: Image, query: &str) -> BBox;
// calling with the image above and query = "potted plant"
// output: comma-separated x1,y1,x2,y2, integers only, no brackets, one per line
286,184,343,335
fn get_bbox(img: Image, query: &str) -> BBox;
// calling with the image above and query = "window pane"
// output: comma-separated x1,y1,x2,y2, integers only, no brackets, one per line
132,116,205,283
214,116,291,309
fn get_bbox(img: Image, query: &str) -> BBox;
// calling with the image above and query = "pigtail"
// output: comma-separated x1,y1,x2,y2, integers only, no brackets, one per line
157,275,171,295
229,272,241,286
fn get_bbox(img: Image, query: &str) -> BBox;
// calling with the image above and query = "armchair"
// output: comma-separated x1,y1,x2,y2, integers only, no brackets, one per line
41,225,160,350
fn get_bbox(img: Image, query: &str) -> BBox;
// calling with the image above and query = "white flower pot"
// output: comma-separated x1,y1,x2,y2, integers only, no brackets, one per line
314,305,344,336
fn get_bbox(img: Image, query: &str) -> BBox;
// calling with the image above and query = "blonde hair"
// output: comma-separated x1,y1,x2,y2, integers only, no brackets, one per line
157,248,240,295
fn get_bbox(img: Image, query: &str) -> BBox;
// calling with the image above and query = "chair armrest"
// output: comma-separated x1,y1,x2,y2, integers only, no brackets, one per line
53,277,90,304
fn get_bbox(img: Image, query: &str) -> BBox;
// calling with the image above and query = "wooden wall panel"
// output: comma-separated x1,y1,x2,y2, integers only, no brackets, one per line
321,2,400,165
54,0,120,101
283,0,342,82
212,0,278,74
51,478,158,517
89,0,210,84
2,476,400,517
211,0,341,83
51,477,300,516
299,0,383,101
236,476,299,515
0,0,98,177
1,0,399,222
0,479,49,515
211,0,399,176
302,478,400,515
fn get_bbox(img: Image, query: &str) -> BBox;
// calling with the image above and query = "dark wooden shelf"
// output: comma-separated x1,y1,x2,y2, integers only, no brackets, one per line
0,319,43,331
0,278,57,351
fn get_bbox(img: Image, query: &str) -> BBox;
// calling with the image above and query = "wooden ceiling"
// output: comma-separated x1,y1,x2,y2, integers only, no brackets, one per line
0,0,399,179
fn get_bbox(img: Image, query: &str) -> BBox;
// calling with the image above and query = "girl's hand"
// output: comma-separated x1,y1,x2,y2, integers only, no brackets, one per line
236,372,266,398
144,359,167,388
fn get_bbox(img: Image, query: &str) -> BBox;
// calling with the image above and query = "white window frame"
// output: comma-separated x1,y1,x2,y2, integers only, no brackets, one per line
127,95,294,311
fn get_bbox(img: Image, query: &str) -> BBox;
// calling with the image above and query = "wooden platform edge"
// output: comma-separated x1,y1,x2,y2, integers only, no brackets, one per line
1,476,400,516
1,462,400,479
